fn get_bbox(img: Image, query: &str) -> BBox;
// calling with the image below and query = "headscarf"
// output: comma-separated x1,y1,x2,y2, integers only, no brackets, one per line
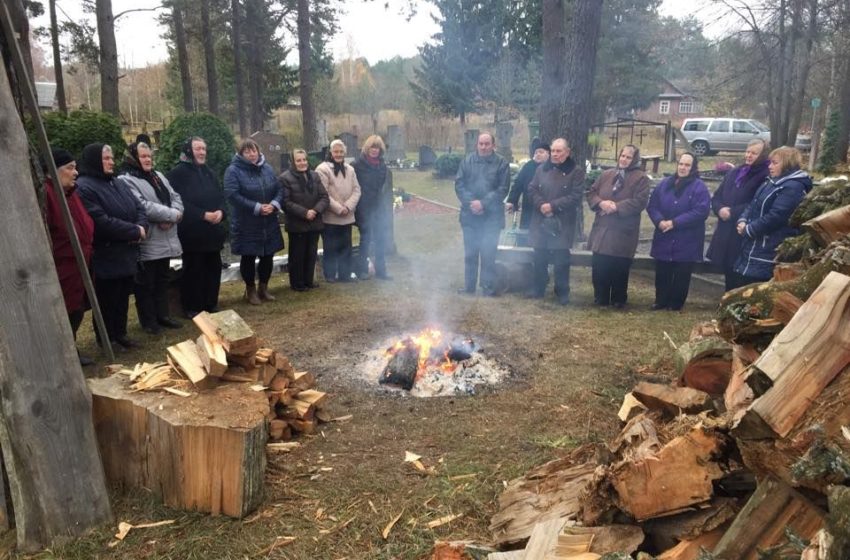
613,146,642,192
734,156,769,189
121,142,171,206
672,152,700,195
78,143,112,180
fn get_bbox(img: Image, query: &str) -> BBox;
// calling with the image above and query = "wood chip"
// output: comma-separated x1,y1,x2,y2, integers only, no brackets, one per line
163,387,192,398
404,451,422,462
249,384,267,392
114,519,175,541
382,510,404,539
427,513,463,529
267,442,301,453
448,473,478,481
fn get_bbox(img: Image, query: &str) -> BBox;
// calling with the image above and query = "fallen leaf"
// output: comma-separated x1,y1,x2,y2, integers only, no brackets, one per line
427,513,463,529
382,510,404,539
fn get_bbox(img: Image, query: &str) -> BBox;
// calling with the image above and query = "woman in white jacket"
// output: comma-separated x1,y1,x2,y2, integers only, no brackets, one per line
117,142,184,334
315,139,361,282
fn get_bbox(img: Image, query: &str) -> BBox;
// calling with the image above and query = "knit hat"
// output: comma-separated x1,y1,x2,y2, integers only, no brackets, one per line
531,138,550,153
51,147,74,168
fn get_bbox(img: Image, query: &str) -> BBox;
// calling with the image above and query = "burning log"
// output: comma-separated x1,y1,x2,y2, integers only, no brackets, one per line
380,339,419,390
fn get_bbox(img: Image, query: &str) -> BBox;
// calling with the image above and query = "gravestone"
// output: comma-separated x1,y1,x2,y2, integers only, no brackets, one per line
419,145,437,168
316,119,329,149
337,132,359,158
464,129,480,154
250,130,289,174
496,122,514,162
386,125,405,161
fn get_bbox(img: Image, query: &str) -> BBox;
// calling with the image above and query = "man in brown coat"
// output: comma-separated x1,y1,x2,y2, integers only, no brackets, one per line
528,138,585,304
586,144,650,308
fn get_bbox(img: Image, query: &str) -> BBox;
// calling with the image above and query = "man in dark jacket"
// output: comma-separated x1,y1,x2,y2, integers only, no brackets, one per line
528,138,585,304
454,132,510,296
506,139,549,232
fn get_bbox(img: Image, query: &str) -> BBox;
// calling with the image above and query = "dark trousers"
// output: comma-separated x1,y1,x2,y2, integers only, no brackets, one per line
533,247,571,300
239,254,274,285
592,253,633,305
654,260,694,310
461,223,500,293
356,212,388,277
322,224,353,281
180,250,222,314
68,309,85,340
724,267,755,291
135,258,173,328
94,275,134,342
288,231,320,289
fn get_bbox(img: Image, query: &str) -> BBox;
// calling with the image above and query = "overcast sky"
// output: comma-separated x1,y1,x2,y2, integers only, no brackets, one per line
33,0,727,69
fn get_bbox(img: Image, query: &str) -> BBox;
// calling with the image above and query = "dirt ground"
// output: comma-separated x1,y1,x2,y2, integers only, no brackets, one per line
30,172,723,560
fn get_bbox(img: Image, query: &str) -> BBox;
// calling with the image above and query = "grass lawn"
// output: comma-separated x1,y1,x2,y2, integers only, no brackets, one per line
40,172,722,560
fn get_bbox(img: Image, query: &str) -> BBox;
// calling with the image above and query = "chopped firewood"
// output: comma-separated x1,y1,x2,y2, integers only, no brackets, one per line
283,399,314,420
289,371,315,391
641,497,738,551
655,528,725,560
675,335,732,395
735,271,850,439
523,517,568,558
192,310,258,356
274,352,293,374
195,334,227,377
561,525,644,555
631,382,713,417
266,442,301,453
725,344,759,415
803,204,850,246
255,348,274,364
287,418,317,434
773,262,806,282
130,363,178,392
610,426,726,521
269,419,289,440
712,477,825,560
295,389,327,408
221,370,257,383
167,340,215,389
228,352,256,370
769,290,804,325
259,363,276,385
617,393,647,423
269,373,289,391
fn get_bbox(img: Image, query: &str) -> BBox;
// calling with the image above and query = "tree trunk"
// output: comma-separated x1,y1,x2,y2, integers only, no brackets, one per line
0,49,112,551
231,0,247,136
539,0,564,144
245,0,264,132
558,0,603,168
95,0,120,116
48,0,67,114
834,4,850,163
6,0,34,92
786,0,819,149
173,0,194,113
200,0,219,115
297,0,317,149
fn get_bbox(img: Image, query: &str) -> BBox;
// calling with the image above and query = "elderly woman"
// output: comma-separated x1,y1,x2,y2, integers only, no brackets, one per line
77,143,149,350
352,135,392,280
706,139,770,290
44,148,95,364
506,139,550,231
646,152,710,311
586,144,650,309
117,142,184,334
733,146,812,285
167,137,226,318
316,139,361,282
224,139,285,304
281,149,330,291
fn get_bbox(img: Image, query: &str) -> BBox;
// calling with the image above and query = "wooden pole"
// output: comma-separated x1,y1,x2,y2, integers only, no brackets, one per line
0,17,113,552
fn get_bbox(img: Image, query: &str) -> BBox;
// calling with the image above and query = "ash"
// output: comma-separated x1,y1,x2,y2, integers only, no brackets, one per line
359,334,510,397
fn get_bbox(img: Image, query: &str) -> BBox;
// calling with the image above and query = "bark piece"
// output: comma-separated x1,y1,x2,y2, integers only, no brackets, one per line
88,374,268,517
712,477,824,560
773,262,806,282
631,382,713,417
193,310,258,356
617,393,647,422
724,344,759,415
675,336,733,395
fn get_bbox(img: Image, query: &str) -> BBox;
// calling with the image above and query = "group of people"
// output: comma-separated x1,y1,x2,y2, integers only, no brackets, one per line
458,132,812,310
45,134,394,365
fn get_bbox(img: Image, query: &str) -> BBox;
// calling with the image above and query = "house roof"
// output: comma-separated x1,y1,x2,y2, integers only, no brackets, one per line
35,82,57,109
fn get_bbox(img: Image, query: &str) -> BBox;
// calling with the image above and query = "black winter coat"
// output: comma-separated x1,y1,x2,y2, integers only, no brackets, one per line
506,159,540,229
77,174,148,279
454,152,510,229
167,161,227,253
352,155,389,225
705,161,769,268
281,170,330,233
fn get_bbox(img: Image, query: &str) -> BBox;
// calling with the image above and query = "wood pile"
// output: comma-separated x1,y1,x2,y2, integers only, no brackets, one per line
88,309,331,518
485,270,850,560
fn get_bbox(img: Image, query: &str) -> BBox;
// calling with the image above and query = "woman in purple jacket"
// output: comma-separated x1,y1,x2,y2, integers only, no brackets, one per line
646,152,710,311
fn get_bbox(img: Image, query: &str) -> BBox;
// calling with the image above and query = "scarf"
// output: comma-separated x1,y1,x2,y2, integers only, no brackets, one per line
78,143,112,180
734,159,768,189
332,160,346,177
296,171,314,193
366,154,382,166
121,142,171,206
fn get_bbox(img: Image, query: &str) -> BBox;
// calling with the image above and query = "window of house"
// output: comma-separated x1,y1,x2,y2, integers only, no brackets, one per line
679,101,695,113
659,100,670,114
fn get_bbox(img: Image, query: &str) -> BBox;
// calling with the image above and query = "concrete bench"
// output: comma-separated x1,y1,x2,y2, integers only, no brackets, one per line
497,246,723,274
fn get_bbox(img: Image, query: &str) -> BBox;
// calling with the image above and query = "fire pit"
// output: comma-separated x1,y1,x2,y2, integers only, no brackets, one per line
360,328,509,397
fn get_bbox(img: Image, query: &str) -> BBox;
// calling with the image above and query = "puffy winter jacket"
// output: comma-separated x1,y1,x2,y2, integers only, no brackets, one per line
117,171,183,261
224,153,285,256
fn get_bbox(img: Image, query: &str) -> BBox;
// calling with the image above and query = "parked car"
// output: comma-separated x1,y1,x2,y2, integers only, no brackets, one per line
679,117,772,156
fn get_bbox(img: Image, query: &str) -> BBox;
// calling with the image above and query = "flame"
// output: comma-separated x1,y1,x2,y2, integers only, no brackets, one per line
385,328,463,380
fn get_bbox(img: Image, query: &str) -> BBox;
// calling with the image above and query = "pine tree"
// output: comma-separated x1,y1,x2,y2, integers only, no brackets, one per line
818,110,842,175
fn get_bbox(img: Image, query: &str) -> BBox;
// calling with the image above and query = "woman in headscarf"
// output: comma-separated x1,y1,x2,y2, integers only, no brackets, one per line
506,138,550,232
44,147,95,364
352,135,392,280
224,138,285,304
315,139,361,282
166,137,227,318
117,142,184,334
76,143,149,349
586,144,650,309
705,139,770,290
281,149,330,291
646,152,710,311
733,146,812,285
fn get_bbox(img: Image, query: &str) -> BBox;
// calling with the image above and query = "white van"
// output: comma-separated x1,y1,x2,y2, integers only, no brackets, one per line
680,118,772,156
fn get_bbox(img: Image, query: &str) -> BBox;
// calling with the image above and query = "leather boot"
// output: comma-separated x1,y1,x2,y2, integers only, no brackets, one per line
244,284,262,305
258,282,275,302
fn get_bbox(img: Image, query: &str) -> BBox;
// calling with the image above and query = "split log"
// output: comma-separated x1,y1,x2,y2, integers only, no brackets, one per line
803,204,850,246
196,334,227,377
167,340,215,389
296,389,327,408
283,399,314,420
733,271,850,439
717,241,850,343
769,291,804,325
560,525,644,555
228,352,256,370
287,418,317,434
88,374,268,517
674,335,732,395
724,344,759,415
289,371,315,391
610,426,725,521
631,382,713,417
712,477,824,560
489,449,598,546
617,393,647,422
655,528,725,560
192,310,258,356
523,517,568,559
269,373,289,391
641,497,738,551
